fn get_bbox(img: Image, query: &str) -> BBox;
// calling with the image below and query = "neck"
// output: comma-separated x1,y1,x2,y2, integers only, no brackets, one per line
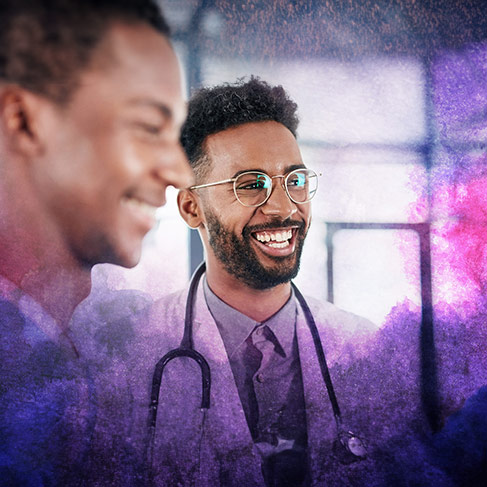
205,262,291,322
0,166,91,331
0,235,91,331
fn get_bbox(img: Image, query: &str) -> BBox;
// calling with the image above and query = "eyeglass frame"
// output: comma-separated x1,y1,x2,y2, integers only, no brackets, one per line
189,167,319,208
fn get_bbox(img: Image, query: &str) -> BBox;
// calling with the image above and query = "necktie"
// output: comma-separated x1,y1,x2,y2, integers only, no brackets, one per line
247,325,308,486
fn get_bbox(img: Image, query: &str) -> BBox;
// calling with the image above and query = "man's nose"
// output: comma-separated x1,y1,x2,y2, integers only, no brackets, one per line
154,142,194,190
260,180,297,219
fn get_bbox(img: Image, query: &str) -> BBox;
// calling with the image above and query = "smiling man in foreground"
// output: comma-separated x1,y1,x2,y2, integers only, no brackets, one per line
0,0,192,484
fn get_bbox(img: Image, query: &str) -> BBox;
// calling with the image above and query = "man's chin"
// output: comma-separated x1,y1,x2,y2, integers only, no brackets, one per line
75,240,142,270
231,240,302,289
242,261,300,290
257,248,299,271
245,272,298,290
113,245,142,269
205,211,304,290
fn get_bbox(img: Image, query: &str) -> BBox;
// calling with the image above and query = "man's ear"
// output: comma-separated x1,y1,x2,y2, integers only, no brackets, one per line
0,87,45,158
177,189,204,228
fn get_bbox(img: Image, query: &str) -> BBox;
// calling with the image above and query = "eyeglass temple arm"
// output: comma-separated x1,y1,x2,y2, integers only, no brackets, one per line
189,178,235,190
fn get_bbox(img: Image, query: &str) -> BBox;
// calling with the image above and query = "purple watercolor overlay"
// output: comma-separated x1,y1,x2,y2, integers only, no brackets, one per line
3,3,487,484
378,41,487,485
68,40,487,486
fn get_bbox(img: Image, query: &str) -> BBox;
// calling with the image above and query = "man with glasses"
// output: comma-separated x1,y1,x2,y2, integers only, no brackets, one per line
101,77,381,487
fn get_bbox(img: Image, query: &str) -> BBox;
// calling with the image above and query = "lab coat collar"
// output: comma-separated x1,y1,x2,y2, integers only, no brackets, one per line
295,298,337,485
191,277,265,485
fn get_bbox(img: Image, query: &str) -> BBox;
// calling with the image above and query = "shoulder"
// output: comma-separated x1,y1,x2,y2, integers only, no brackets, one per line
0,296,23,332
0,295,54,356
307,296,374,327
432,385,487,485
439,385,487,436
150,288,188,320
145,288,188,340
71,287,154,359
0,297,31,378
301,295,377,365
304,295,376,338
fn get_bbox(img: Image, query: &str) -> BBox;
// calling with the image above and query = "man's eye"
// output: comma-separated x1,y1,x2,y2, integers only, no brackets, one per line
238,180,267,190
237,175,270,190
144,125,161,135
132,122,163,137
288,174,306,187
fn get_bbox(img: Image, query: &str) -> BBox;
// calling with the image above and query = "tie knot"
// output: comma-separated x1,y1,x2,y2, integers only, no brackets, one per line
251,325,286,358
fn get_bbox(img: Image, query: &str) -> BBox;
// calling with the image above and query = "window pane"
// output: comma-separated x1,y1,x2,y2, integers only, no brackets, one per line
293,222,328,301
302,146,428,223
332,229,421,325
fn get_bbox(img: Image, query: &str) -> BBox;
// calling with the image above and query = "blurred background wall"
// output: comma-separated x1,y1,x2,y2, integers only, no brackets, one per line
94,0,487,331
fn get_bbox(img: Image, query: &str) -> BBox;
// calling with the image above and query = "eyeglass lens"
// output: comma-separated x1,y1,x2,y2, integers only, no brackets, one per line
234,169,318,207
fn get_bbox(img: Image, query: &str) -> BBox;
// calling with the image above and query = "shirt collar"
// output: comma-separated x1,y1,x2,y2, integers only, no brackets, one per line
203,277,297,358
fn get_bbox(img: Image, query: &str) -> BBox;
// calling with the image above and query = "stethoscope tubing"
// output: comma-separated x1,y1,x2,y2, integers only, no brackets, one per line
144,263,211,477
291,282,342,426
145,262,365,478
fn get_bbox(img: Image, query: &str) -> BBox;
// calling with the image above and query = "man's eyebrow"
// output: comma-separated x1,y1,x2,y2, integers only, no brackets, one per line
231,163,306,179
127,98,173,119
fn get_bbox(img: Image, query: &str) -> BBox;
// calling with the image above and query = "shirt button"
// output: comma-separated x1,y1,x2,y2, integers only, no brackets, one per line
256,373,264,383
255,327,264,336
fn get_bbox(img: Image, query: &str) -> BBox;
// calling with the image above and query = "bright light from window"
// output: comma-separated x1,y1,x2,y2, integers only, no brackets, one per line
332,229,421,325
302,146,428,223
202,56,426,144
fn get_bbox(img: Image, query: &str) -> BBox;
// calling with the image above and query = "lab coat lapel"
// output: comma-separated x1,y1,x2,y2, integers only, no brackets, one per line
191,280,264,485
296,303,336,484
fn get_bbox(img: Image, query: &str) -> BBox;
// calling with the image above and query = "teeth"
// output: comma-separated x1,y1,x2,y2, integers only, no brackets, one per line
268,241,289,248
255,229,293,244
122,196,158,218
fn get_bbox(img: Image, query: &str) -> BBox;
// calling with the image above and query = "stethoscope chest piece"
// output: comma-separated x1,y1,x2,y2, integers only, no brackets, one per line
333,430,367,465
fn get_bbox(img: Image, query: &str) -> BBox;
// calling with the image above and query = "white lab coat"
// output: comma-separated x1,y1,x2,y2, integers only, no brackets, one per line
74,279,457,486
129,279,381,486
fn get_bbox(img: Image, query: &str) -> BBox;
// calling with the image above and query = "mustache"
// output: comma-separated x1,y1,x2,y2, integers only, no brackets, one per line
243,218,306,237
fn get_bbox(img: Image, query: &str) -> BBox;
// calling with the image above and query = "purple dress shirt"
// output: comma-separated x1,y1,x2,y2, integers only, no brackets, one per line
203,279,309,486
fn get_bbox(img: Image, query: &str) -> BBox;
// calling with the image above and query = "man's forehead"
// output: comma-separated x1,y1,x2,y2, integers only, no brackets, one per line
82,21,185,121
204,120,303,177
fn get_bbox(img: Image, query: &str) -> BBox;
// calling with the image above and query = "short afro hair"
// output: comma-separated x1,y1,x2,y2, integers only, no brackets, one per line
0,0,170,104
180,77,299,180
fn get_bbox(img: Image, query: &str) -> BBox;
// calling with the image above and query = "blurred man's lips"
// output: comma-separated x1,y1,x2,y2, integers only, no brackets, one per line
121,195,161,228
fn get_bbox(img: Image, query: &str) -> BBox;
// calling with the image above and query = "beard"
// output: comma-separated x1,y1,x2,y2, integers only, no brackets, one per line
205,211,307,290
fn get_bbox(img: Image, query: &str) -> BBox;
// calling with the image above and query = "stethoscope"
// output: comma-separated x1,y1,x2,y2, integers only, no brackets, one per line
145,262,367,479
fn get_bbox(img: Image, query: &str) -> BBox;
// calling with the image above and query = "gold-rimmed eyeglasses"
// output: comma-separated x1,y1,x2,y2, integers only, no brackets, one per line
189,168,319,207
